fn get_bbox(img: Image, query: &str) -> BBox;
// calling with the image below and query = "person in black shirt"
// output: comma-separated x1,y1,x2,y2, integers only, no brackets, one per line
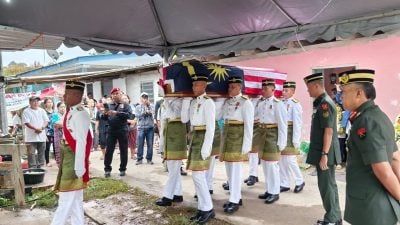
103,88,132,177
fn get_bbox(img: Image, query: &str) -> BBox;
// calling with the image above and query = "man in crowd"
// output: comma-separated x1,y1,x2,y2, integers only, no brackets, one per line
279,81,305,193
182,74,216,224
257,79,287,204
22,96,49,168
135,92,155,165
220,77,254,213
51,81,92,225
339,69,400,225
103,87,132,177
304,73,342,225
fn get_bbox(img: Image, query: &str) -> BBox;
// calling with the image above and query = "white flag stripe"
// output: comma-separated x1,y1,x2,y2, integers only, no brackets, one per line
245,81,283,90
242,69,287,80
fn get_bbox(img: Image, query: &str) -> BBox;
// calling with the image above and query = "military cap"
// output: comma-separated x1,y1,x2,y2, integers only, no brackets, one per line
283,81,296,88
66,80,85,91
228,77,243,84
262,79,275,87
110,87,121,94
191,74,208,82
303,73,323,84
338,69,374,85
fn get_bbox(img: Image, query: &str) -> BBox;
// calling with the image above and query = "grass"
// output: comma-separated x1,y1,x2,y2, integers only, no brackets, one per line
84,177,129,201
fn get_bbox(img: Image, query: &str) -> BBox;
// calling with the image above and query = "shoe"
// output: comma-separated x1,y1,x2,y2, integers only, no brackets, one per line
119,171,126,176
222,182,229,190
244,176,250,184
265,194,279,204
104,171,111,178
147,160,154,165
136,160,143,165
246,176,259,186
316,219,342,225
294,182,305,193
224,202,239,214
172,195,183,203
223,199,242,208
258,192,271,199
280,186,290,192
197,209,215,224
180,168,187,176
190,210,202,221
155,197,172,207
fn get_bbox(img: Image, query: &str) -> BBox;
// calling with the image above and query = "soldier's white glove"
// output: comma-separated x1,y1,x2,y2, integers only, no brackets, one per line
201,149,210,160
278,145,286,151
75,169,86,178
293,142,300,149
241,148,250,155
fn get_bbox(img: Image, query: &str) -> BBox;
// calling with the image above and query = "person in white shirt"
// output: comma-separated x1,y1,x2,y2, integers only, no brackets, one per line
279,81,305,193
22,96,49,168
220,77,254,214
257,79,287,204
182,74,216,224
11,110,22,136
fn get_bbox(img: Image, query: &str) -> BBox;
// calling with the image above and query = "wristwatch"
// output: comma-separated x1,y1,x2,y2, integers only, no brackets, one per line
321,152,329,156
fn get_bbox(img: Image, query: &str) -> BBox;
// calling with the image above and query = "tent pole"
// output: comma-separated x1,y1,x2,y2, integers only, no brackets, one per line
0,51,9,134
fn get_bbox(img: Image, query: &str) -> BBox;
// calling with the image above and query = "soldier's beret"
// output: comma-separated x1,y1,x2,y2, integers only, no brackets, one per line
110,87,121,94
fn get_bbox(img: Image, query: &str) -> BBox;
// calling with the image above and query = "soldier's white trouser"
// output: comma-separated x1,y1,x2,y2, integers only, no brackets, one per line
51,190,84,225
225,162,242,204
279,155,304,187
248,153,259,177
261,160,280,195
192,171,213,211
163,160,182,199
225,160,231,184
205,155,216,191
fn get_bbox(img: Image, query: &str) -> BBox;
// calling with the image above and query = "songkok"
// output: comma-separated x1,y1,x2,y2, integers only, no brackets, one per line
66,80,85,91
338,69,375,85
262,79,275,87
191,74,208,82
303,73,323,84
283,81,296,88
228,77,243,84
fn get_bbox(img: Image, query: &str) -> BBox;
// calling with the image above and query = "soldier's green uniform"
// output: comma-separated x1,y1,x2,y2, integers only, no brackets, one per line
338,70,400,225
305,73,342,224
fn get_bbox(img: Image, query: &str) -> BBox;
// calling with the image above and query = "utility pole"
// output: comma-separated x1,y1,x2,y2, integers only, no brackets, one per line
0,51,9,134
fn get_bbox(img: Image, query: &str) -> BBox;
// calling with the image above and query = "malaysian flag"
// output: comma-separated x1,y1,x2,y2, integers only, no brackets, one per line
239,66,287,97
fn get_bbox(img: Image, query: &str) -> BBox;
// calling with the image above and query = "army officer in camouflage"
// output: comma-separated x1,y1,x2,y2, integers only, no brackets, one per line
339,69,400,225
304,73,342,225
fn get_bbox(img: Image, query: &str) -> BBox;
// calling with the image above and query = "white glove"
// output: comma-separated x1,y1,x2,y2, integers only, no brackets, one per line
201,149,210,160
278,145,286,151
241,148,250,155
293,142,300,149
75,169,86,178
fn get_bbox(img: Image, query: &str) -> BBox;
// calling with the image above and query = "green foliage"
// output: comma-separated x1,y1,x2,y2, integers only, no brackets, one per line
84,178,129,201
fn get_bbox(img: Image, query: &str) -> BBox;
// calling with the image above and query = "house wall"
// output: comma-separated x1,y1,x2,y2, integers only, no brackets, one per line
125,70,161,105
93,81,102,101
221,33,400,142
113,78,127,94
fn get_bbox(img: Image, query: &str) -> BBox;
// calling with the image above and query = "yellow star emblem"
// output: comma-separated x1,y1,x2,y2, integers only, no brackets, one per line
206,64,230,82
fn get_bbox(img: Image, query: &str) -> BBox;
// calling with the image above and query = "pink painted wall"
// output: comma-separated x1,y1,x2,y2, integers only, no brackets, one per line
225,35,400,141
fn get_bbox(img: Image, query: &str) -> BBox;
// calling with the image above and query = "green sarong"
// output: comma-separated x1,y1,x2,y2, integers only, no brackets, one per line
54,142,87,192
164,121,187,160
187,130,210,171
259,127,280,161
250,123,265,153
211,121,221,156
220,124,247,162
281,125,300,155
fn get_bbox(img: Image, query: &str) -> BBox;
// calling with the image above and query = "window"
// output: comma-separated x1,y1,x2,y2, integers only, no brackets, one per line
101,80,113,97
140,81,154,102
86,83,93,97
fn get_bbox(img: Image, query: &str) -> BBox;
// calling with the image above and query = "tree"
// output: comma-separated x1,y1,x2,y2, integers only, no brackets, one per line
2,61,42,77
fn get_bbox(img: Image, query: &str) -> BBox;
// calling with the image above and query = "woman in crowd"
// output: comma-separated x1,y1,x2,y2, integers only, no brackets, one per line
87,98,98,151
96,103,109,160
53,102,66,166
43,98,57,167
122,94,137,159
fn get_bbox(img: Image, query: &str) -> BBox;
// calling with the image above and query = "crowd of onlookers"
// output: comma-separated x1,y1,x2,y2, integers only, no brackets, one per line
7,91,161,170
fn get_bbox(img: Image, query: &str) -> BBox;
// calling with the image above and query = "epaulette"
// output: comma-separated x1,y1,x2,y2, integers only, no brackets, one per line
291,98,299,103
241,96,249,100
76,105,84,111
204,95,210,99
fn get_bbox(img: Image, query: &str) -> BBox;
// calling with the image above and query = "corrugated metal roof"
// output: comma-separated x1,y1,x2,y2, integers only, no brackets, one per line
0,25,63,51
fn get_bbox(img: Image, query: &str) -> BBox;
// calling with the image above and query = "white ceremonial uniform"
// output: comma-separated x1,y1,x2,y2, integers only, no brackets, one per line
182,93,215,211
259,96,287,195
162,97,184,200
222,94,254,204
51,104,91,225
248,96,262,178
279,97,304,188
206,97,225,191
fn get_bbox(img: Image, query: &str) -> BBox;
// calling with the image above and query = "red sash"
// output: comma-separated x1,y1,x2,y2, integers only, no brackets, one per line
62,109,93,182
